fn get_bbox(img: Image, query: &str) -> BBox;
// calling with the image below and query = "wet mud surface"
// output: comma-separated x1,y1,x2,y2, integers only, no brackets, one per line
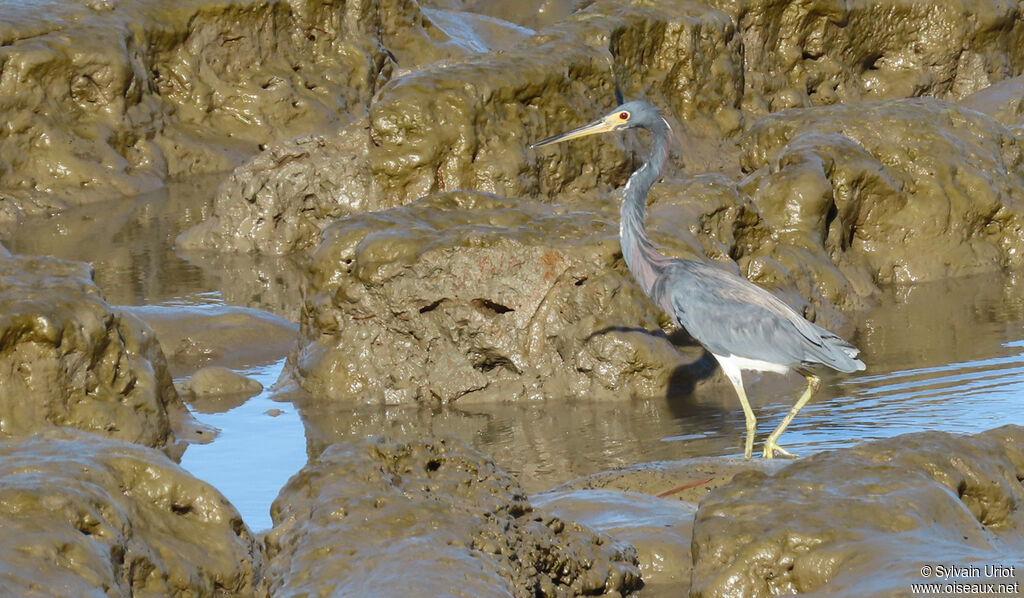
692,426,1024,597
0,252,205,450
264,437,642,597
2,0,1024,596
121,303,298,377
294,190,693,403
0,429,265,596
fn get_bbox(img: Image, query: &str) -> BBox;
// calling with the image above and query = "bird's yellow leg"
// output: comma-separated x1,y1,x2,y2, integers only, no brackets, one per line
715,358,757,459
736,384,757,460
763,374,820,459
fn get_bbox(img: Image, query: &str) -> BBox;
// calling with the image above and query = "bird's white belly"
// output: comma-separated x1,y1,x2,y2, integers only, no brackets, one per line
714,353,791,375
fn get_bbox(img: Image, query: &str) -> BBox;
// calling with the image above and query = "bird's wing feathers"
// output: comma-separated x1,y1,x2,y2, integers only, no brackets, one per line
660,261,863,372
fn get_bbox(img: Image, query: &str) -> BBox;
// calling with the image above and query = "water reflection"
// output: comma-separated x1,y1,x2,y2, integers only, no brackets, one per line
176,250,309,320
3,174,307,318
289,397,741,494
4,175,221,305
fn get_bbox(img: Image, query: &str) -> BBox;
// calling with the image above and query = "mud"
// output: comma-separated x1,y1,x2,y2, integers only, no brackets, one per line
364,0,1024,204
740,98,1024,286
182,0,738,254
121,304,298,377
961,74,1024,129
289,393,774,494
423,0,582,31
172,0,1024,408
297,88,1024,401
263,436,642,597
176,124,379,254
0,429,265,596
0,253,202,450
178,0,1024,255
178,366,264,412
532,489,696,592
725,0,1024,111
1,0,1022,233
691,426,1024,597
538,458,788,594
273,266,1024,510
3,0,1024,596
290,190,719,403
0,0,503,226
550,457,787,504
531,427,1024,597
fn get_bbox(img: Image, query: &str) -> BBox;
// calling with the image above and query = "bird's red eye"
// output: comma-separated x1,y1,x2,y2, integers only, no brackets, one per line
619,112,629,120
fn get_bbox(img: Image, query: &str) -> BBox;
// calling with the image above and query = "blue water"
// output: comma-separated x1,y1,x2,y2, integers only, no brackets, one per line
177,356,307,531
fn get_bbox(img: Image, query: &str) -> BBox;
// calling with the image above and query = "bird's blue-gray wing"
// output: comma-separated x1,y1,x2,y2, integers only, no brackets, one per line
657,261,863,372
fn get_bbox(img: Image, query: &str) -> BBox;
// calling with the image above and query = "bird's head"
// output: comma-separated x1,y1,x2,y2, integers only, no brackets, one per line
531,101,663,149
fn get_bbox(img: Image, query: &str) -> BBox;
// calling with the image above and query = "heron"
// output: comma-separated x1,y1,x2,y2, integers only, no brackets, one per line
532,101,865,458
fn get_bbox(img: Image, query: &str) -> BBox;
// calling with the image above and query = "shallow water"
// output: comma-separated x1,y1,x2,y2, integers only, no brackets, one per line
179,358,306,531
6,179,1024,530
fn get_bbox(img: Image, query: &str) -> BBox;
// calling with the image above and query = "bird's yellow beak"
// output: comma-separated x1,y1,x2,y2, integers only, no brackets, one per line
530,113,621,149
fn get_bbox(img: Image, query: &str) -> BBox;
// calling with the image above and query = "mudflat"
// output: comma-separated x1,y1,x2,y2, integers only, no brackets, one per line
2,0,1023,596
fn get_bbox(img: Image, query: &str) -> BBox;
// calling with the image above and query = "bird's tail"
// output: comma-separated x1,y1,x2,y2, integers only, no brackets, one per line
822,334,866,372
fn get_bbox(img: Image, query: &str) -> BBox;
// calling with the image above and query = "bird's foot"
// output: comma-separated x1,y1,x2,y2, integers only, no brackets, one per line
762,440,799,459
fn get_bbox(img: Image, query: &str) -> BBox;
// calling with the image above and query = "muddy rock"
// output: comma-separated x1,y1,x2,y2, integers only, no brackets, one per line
368,0,742,206
180,366,263,397
740,97,1024,288
177,366,263,414
6,0,1024,230
290,97,1024,403
176,124,377,254
263,436,642,597
0,254,199,449
643,97,1024,317
691,426,1024,597
0,428,265,596
176,0,743,253
0,0,490,225
725,0,1024,113
372,0,1024,205
537,459,792,594
291,190,714,403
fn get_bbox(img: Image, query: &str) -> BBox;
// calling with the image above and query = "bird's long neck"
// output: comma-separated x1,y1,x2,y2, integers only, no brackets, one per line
620,119,670,296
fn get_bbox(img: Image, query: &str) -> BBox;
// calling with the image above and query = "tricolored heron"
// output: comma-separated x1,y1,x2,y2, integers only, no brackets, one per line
532,101,865,458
